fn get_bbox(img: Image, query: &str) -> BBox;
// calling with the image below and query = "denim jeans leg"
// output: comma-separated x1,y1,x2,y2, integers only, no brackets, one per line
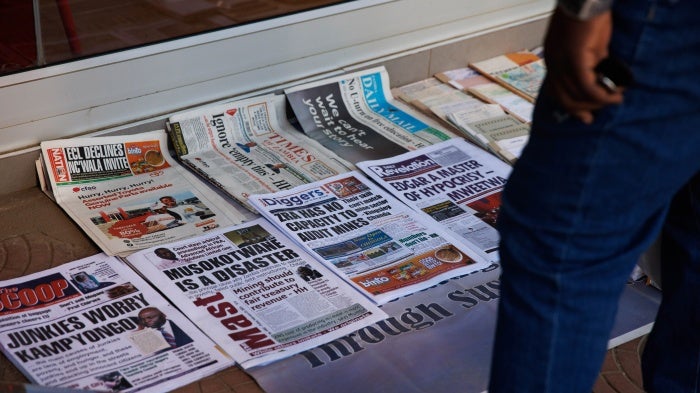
642,172,700,393
488,1,700,392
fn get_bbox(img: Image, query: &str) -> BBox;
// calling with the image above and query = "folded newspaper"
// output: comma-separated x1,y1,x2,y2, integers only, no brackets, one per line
167,94,351,211
447,113,529,164
468,50,545,103
38,130,249,256
248,171,491,305
124,218,387,369
0,254,232,392
285,66,458,163
357,138,512,263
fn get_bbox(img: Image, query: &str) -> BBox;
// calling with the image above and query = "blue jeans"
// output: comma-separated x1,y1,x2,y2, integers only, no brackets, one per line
488,1,700,392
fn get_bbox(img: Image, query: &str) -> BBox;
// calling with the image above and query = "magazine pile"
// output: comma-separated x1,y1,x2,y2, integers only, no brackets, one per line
357,138,512,262
124,218,387,369
468,49,545,103
37,130,249,256
0,254,231,392
248,170,491,305
167,94,351,211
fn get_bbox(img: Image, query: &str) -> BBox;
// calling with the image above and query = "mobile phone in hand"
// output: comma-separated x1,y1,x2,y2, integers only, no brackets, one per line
595,56,635,92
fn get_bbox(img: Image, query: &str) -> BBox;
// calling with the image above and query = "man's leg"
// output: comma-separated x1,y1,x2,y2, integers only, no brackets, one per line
642,172,700,393
489,1,700,391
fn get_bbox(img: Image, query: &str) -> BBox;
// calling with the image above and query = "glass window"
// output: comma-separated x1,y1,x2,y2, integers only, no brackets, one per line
0,0,348,76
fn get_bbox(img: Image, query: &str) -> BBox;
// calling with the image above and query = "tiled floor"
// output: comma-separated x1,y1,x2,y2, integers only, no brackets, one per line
595,336,648,393
0,187,651,392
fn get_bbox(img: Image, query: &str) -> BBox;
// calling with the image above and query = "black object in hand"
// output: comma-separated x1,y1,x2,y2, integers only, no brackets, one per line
595,56,635,92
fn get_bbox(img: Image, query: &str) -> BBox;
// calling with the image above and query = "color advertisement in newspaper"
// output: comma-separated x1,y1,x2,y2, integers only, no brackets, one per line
0,254,231,392
285,66,457,163
124,218,387,369
39,130,248,256
167,94,351,211
248,171,491,305
356,139,512,262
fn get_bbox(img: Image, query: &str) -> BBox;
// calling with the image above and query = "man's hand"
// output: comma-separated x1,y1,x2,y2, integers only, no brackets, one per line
544,7,623,124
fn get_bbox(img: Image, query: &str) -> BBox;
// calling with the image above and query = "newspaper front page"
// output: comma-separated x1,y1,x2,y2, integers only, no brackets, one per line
124,218,387,369
285,66,458,163
167,94,351,211
0,254,231,392
248,171,491,305
356,139,512,262
39,130,248,256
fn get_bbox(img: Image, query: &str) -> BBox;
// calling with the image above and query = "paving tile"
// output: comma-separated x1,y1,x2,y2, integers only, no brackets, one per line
599,350,619,373
615,347,644,388
592,375,618,393
604,372,645,393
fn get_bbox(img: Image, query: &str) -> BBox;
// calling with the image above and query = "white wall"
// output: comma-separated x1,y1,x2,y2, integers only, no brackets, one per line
0,0,554,156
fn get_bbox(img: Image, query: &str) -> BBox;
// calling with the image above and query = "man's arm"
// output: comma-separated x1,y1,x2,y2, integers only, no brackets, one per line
557,0,613,20
543,0,623,124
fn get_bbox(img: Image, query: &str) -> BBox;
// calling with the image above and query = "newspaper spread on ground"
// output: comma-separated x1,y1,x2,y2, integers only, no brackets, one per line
356,139,512,263
167,94,351,211
0,254,232,392
247,264,661,393
285,66,458,164
248,171,491,305
124,218,387,369
39,130,248,257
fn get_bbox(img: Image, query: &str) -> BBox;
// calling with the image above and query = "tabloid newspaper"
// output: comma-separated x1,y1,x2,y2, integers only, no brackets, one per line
167,94,351,211
248,171,491,305
0,254,232,392
38,130,248,257
124,218,387,369
284,66,458,164
356,139,512,263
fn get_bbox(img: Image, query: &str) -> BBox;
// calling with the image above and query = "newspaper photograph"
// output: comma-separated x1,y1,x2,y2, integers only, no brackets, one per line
0,254,232,392
285,66,458,163
248,171,491,305
167,94,351,211
39,130,248,256
356,139,512,262
124,218,387,369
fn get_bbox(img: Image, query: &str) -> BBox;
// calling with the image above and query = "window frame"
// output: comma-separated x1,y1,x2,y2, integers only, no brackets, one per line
0,0,554,155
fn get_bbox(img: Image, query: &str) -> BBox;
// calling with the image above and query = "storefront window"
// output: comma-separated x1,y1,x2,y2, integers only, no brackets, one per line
0,0,347,76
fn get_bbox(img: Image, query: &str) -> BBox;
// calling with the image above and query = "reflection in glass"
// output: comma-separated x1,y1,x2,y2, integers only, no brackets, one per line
0,0,347,76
